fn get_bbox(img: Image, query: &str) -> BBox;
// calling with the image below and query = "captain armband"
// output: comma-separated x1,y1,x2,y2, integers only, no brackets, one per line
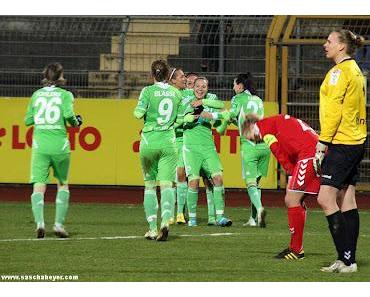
263,134,278,147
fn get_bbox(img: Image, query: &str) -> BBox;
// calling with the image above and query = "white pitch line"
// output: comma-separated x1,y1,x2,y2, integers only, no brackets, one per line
0,232,240,243
1,230,370,243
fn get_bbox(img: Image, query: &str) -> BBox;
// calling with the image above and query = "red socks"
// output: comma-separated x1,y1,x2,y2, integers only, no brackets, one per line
288,205,306,253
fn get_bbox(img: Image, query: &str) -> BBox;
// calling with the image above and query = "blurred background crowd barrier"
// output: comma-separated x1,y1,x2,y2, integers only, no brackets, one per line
0,15,369,187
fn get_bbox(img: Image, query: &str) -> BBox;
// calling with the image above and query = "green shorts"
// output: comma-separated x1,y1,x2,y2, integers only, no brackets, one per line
183,144,223,179
241,142,270,182
139,146,177,182
30,151,71,185
176,138,185,168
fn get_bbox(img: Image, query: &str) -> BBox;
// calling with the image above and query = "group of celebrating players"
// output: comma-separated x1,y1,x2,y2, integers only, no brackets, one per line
133,29,367,274
134,60,315,262
25,29,366,274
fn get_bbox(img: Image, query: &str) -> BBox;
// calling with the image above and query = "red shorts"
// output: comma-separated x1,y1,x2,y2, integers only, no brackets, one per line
287,157,320,195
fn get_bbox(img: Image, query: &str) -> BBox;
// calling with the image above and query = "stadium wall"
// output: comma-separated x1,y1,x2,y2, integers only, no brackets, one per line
0,98,278,188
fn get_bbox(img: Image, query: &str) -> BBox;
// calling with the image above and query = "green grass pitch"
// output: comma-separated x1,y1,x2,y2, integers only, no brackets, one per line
1,202,370,281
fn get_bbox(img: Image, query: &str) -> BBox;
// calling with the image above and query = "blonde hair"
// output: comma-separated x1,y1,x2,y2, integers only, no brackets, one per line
194,76,208,86
334,29,365,56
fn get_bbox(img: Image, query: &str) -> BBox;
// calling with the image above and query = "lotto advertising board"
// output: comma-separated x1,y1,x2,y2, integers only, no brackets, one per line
0,98,278,188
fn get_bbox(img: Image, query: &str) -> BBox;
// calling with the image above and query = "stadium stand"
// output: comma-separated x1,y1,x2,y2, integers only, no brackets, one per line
1,15,370,185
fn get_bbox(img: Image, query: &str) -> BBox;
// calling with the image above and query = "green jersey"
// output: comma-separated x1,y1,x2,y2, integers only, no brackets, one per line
135,82,182,133
135,82,182,150
24,86,79,154
181,92,224,146
230,90,265,145
175,88,194,139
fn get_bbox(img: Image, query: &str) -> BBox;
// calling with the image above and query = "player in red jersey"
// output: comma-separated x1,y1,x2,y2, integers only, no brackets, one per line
243,114,320,259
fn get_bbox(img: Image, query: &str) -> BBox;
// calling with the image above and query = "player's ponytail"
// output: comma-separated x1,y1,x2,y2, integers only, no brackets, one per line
151,59,169,82
354,34,365,48
334,29,365,56
234,73,257,95
42,62,66,87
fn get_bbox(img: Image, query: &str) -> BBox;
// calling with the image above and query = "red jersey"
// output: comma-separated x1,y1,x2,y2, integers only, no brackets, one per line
256,115,318,174
256,115,320,194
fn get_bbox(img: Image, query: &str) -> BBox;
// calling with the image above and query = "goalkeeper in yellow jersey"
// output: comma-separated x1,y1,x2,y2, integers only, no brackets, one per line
316,30,367,273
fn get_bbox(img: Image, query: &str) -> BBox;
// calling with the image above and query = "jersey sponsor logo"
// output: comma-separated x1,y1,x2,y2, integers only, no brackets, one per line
329,69,341,85
356,116,366,125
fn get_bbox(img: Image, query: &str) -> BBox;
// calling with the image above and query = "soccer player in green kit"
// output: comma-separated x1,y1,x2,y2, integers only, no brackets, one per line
134,60,182,241
169,70,217,225
168,68,192,224
186,73,219,225
204,73,270,227
180,77,232,227
24,62,82,238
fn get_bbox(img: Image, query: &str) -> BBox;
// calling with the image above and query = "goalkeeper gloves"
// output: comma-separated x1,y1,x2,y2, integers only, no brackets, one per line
313,141,328,176
263,134,277,147
76,115,83,126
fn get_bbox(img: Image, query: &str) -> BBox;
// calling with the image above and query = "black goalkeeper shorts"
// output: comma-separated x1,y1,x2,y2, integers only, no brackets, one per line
320,142,366,190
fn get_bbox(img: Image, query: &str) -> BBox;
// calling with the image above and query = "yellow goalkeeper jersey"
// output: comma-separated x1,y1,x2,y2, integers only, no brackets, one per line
319,58,367,145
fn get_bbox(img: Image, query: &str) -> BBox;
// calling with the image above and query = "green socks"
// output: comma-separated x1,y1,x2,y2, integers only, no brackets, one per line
187,188,199,220
253,188,262,219
32,190,71,229
176,182,187,214
213,186,225,220
144,189,158,231
160,188,175,226
206,189,216,219
31,192,44,228
247,185,262,215
144,187,176,229
55,190,70,226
